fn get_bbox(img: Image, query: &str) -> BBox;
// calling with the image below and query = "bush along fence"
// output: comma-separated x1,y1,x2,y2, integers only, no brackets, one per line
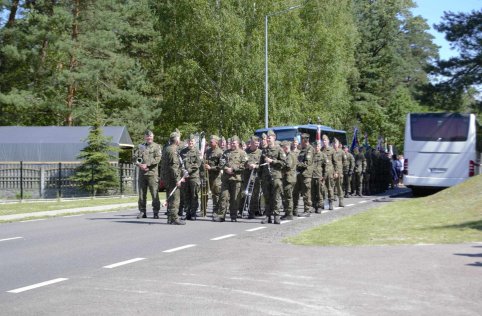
0,162,139,199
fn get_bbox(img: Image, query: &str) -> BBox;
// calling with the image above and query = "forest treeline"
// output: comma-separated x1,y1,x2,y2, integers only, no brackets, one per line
0,0,480,149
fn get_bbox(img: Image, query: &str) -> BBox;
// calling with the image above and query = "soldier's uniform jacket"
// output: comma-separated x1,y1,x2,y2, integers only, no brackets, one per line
321,146,338,176
160,143,182,183
180,146,201,180
134,142,162,177
206,146,224,174
354,151,367,173
343,151,355,174
333,149,345,175
312,151,326,179
260,144,286,180
296,145,314,177
245,147,262,167
220,148,248,182
283,151,297,184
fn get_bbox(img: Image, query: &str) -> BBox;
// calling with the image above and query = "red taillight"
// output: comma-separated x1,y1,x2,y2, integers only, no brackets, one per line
403,159,408,175
469,160,475,177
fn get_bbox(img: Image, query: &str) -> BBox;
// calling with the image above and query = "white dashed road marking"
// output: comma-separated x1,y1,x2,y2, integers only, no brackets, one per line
7,278,68,294
103,258,146,269
345,204,355,207
0,237,23,242
359,200,368,204
163,244,197,253
210,234,236,241
245,227,267,232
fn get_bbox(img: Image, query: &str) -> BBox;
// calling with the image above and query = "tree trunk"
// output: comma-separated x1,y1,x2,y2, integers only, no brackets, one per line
66,0,80,126
6,0,20,28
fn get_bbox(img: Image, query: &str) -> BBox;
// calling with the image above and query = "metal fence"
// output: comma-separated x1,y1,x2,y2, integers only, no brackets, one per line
0,162,139,199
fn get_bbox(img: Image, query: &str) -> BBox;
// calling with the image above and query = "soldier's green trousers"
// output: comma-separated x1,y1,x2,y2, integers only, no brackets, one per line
138,175,160,215
293,174,312,214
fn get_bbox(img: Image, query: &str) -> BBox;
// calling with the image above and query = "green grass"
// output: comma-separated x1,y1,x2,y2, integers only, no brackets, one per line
0,193,166,216
286,175,482,246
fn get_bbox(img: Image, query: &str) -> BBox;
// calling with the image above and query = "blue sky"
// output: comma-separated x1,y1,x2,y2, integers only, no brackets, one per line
411,0,481,60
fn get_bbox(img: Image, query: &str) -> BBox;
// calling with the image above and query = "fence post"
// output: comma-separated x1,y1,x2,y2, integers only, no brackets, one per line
119,163,124,196
20,161,24,200
58,162,62,199
40,166,45,198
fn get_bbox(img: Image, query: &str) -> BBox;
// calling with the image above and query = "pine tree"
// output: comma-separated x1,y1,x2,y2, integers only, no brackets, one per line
71,113,119,196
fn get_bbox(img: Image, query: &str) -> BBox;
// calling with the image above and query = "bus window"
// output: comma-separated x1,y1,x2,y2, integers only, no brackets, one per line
410,113,470,142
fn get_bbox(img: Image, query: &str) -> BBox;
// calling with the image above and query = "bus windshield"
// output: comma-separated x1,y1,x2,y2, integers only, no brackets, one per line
410,113,470,142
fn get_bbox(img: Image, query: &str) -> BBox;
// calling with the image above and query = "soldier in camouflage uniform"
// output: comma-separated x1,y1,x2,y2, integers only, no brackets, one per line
311,141,326,213
321,134,338,210
134,130,162,219
343,145,355,198
240,135,262,219
214,136,248,222
293,133,314,217
281,141,297,220
259,130,286,224
353,146,367,197
179,134,201,220
160,131,186,225
332,138,345,207
363,147,372,196
204,135,223,215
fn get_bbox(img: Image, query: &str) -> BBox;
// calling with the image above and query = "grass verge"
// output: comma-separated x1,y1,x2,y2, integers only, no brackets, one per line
0,193,166,216
285,175,482,246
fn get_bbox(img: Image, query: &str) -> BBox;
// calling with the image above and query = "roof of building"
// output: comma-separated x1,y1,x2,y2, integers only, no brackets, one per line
0,126,133,162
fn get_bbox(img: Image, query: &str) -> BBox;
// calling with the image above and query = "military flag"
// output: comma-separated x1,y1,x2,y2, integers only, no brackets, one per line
350,127,359,151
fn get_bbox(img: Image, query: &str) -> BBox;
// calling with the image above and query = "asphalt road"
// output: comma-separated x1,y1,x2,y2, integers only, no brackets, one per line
0,189,480,315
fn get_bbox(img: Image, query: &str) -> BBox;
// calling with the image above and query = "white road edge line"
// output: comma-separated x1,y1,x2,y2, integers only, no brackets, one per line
0,237,23,242
162,244,197,253
321,210,329,214
246,227,267,232
103,258,146,269
359,200,368,204
345,204,355,207
210,234,236,241
7,278,68,294
63,215,83,218
19,219,46,223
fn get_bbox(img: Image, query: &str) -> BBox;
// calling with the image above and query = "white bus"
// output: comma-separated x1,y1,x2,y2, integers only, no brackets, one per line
403,112,482,194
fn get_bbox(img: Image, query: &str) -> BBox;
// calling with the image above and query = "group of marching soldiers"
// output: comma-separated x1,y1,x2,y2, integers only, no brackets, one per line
134,129,396,225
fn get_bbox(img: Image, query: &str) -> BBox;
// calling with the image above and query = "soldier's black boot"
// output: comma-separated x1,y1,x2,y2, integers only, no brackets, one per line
153,213,159,219
329,201,334,210
314,208,321,214
137,212,147,219
281,214,293,220
274,216,281,224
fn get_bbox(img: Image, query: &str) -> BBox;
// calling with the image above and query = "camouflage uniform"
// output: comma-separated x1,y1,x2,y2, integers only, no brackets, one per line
333,146,345,207
240,142,262,218
311,146,326,212
293,135,314,216
205,139,224,214
282,144,297,219
160,133,184,224
343,148,355,197
321,142,338,210
217,137,248,221
353,148,367,196
259,133,286,224
134,134,162,219
179,140,201,220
